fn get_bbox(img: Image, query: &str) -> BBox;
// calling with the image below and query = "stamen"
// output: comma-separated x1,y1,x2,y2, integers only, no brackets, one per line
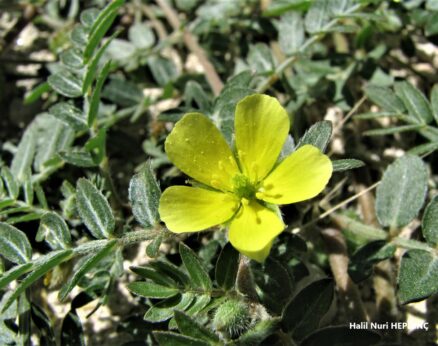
241,198,249,206
255,192,265,200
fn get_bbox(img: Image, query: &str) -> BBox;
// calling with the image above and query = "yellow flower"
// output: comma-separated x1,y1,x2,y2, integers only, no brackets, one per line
159,94,332,262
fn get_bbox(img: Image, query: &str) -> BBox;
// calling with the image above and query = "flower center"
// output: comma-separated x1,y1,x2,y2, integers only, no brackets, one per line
232,174,256,200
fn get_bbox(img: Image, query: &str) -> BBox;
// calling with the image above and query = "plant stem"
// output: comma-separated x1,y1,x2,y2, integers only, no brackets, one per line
155,0,224,96
236,256,258,302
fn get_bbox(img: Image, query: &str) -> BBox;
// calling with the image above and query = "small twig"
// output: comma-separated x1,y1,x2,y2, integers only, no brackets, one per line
155,0,224,96
334,95,367,132
321,228,369,322
140,2,168,40
299,181,381,233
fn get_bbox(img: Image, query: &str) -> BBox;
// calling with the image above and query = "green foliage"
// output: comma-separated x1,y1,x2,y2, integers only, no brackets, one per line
282,279,334,340
1,0,438,344
75,178,115,239
375,155,428,229
215,243,240,291
398,250,438,304
0,223,32,264
128,162,161,228
297,120,332,152
422,196,438,246
37,212,72,250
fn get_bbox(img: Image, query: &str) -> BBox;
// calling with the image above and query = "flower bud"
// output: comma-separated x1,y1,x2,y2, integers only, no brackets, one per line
213,298,251,338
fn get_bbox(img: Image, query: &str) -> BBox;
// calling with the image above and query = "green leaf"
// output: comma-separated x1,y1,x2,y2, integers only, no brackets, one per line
174,310,219,343
82,31,119,94
0,223,32,264
332,159,365,172
215,243,239,291
263,0,311,17
70,25,88,49
23,180,33,206
146,234,163,258
48,71,83,98
213,84,253,144
87,60,112,127
408,141,438,155
31,304,56,345
37,212,72,250
60,48,83,69
10,126,36,183
179,243,212,291
128,22,155,49
150,260,190,286
147,56,178,86
247,43,275,74
35,183,48,209
24,82,51,105
305,0,330,33
394,81,434,124
0,263,33,290
153,331,209,346
59,150,98,167
83,0,125,62
185,295,211,316
364,85,405,114
101,77,143,107
301,326,381,346
422,196,438,247
49,102,87,131
59,240,117,301
278,12,305,55
376,155,428,229
130,266,176,287
33,115,75,172
128,281,179,299
60,311,85,346
76,178,115,239
427,0,438,11
364,124,425,136
348,240,396,283
297,120,332,152
84,128,107,165
398,249,438,304
236,318,280,345
184,81,212,111
430,84,438,125
128,162,161,228
282,278,334,340
253,258,294,314
80,8,99,28
328,0,355,15
425,12,438,36
1,167,18,199
2,250,73,312
144,293,194,322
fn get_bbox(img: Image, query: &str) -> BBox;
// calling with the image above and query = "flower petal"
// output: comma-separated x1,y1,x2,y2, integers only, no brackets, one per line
228,200,284,262
159,186,239,233
235,94,290,183
165,113,239,191
258,144,332,205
